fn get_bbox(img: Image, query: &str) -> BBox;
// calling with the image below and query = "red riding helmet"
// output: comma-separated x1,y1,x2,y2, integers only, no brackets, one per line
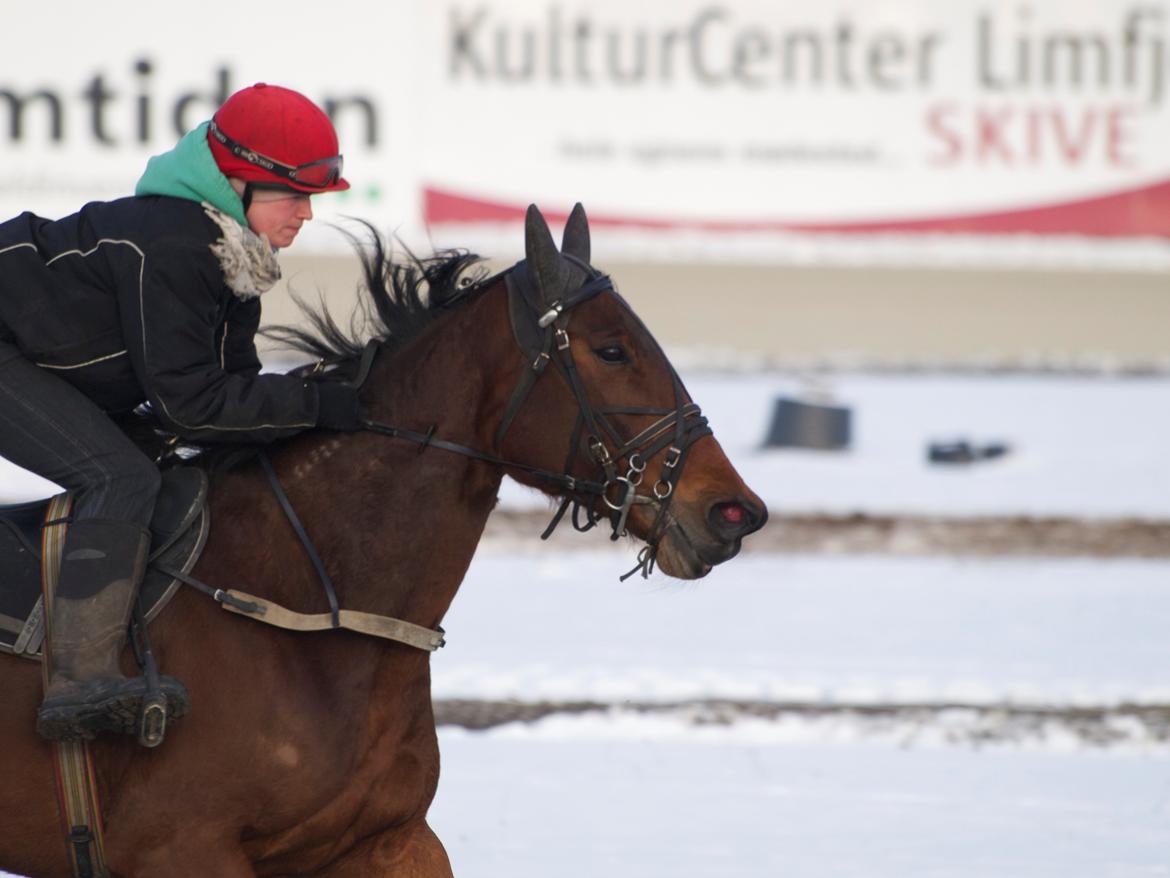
207,83,349,193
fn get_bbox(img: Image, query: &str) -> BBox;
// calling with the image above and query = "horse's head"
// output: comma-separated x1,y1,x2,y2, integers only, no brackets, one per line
493,204,767,580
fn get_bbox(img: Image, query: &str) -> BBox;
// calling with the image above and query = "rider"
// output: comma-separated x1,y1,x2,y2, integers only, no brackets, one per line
0,83,363,741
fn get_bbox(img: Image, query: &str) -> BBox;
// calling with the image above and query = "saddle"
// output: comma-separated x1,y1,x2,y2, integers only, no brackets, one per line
0,467,209,661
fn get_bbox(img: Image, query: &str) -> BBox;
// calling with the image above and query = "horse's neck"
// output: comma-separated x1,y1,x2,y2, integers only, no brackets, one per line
248,283,511,632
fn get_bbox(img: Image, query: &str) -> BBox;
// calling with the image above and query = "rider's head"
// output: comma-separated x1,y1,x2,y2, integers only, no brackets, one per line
208,83,349,248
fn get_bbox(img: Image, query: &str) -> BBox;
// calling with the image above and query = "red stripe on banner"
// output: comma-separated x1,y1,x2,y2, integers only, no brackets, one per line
424,180,1170,238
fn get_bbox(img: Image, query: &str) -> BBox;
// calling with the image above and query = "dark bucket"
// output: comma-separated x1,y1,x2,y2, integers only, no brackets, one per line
763,397,852,450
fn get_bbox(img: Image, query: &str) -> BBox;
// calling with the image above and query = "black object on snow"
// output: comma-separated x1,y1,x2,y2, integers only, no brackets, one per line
928,440,1012,464
764,397,852,451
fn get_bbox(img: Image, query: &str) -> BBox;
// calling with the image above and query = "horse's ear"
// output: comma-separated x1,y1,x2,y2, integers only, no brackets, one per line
525,204,567,301
561,202,590,264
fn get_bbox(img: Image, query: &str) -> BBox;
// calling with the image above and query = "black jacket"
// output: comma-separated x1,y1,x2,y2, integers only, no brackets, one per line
0,195,319,443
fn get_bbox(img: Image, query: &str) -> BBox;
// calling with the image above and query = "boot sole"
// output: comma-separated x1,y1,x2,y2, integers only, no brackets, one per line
36,680,190,742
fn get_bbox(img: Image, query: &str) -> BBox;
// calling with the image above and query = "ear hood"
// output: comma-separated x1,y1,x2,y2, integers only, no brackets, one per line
561,202,591,264
522,204,593,307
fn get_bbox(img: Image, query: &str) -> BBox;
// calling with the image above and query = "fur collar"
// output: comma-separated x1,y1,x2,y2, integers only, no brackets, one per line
202,203,281,300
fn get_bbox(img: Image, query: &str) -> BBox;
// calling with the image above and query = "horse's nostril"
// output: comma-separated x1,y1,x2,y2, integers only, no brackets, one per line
717,502,746,525
710,501,754,536
707,498,767,539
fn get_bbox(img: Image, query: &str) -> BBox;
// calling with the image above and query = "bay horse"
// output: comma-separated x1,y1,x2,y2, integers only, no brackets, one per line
0,204,766,877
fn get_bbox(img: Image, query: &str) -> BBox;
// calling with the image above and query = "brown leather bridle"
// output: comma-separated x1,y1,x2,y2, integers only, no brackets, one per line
357,255,713,579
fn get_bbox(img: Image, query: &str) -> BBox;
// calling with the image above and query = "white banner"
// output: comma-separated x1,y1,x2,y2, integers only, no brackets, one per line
421,1,1170,236
4,1,1170,260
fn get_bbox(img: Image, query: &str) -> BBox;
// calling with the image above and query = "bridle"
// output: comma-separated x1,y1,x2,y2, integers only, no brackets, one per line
352,255,713,579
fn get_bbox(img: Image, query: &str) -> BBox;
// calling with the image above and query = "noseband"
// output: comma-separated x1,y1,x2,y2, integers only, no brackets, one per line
355,256,712,579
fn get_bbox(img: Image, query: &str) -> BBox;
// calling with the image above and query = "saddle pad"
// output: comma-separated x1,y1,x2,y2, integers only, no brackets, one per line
0,467,210,661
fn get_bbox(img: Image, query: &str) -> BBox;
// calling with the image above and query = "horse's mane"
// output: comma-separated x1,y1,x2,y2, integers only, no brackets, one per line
262,221,496,376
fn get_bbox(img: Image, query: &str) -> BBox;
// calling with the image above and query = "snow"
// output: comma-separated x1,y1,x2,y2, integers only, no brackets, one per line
414,547,1170,876
491,373,1170,519
434,552,1170,709
431,732,1170,878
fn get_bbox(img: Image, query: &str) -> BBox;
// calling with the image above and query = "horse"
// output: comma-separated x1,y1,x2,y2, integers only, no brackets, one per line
0,204,767,877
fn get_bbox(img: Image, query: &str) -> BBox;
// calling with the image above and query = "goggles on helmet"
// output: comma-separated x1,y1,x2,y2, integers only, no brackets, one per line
209,120,344,189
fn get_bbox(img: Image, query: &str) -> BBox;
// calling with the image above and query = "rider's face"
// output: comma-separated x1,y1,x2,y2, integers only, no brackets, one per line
245,189,314,249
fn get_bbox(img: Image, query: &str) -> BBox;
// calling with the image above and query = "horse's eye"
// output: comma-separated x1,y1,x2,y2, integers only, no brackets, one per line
593,345,629,364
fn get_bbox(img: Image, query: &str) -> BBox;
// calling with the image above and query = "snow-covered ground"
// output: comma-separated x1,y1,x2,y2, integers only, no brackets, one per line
432,730,1170,878
4,374,1170,520
435,552,1170,710
426,549,1170,876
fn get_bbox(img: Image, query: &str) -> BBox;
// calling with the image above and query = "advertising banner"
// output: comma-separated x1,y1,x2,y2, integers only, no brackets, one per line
3,1,1170,259
421,1,1170,238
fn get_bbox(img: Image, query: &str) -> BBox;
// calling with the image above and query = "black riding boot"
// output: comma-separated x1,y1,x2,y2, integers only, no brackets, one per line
35,519,189,741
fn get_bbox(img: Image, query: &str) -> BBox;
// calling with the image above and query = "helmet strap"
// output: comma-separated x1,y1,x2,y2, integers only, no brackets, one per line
241,182,255,213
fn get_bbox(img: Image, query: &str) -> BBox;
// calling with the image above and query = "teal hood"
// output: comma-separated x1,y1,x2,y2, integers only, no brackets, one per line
135,122,247,226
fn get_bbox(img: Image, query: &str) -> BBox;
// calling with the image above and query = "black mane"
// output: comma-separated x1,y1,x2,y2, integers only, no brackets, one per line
262,221,496,376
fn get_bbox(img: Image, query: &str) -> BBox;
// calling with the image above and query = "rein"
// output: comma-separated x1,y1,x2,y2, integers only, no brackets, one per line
167,439,446,653
178,256,712,652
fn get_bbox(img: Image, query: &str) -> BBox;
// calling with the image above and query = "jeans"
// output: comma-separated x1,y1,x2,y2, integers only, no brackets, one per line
0,341,159,530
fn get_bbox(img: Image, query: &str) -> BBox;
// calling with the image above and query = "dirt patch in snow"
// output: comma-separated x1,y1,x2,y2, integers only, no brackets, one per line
435,698,1170,748
483,510,1170,557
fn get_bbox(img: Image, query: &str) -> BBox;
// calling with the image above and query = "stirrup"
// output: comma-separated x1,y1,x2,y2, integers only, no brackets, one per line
129,593,183,748
139,690,170,748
